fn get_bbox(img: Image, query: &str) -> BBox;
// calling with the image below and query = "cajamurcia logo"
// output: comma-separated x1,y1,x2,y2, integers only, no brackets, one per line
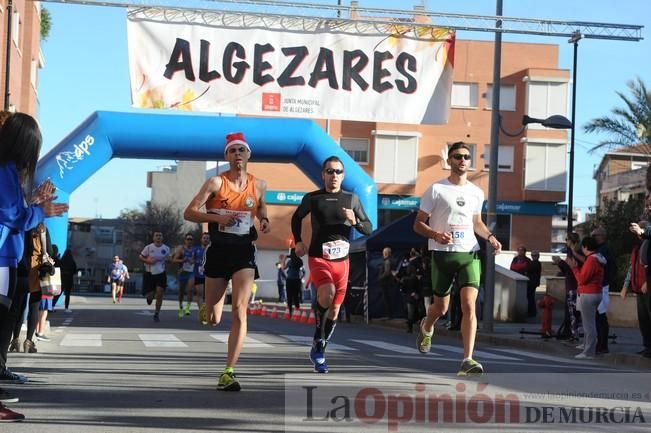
456,196,466,207
55,135,95,178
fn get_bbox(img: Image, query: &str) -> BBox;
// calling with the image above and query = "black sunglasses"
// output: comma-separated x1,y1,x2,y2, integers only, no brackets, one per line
325,168,344,175
185,238,193,241
451,154,471,160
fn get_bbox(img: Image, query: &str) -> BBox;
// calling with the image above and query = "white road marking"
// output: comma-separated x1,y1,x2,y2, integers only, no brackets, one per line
210,332,272,348
280,335,357,351
352,339,442,356
492,347,600,365
432,344,521,360
139,334,187,348
60,333,102,347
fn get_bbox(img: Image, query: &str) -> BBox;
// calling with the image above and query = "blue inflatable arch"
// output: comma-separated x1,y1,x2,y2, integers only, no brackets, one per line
36,111,378,250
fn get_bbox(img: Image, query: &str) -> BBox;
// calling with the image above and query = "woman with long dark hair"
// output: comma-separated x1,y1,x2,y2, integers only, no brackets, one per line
0,112,68,422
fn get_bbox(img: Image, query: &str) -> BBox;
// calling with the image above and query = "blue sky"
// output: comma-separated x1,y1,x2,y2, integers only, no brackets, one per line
38,0,651,218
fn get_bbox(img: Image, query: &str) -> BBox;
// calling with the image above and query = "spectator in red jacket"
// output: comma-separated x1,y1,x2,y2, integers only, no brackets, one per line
510,246,531,276
567,236,605,360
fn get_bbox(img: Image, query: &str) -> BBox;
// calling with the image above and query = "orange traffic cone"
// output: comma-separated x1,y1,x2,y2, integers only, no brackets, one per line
260,305,268,317
246,304,252,315
270,306,278,319
300,309,309,323
282,308,291,320
291,309,301,321
307,309,316,325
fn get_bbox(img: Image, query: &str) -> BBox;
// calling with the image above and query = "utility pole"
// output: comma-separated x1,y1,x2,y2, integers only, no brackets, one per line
482,0,502,333
567,31,583,234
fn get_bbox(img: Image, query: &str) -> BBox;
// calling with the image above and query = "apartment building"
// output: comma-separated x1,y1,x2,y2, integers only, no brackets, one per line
249,39,570,253
594,144,651,207
0,0,43,116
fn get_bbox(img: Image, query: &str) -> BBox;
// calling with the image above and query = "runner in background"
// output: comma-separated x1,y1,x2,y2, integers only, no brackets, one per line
172,233,196,318
195,232,210,325
139,231,171,323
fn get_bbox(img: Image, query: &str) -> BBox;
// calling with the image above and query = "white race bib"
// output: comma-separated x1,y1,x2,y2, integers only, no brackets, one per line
215,209,252,236
447,210,473,246
449,225,473,245
322,240,350,260
182,261,194,272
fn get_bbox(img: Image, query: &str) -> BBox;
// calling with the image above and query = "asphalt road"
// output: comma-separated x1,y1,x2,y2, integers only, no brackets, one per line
4,296,651,432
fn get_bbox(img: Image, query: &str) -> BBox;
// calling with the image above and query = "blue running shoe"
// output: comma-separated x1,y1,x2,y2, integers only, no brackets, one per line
309,340,326,367
314,361,329,374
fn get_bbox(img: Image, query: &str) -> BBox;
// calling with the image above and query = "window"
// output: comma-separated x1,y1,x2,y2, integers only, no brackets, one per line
485,84,516,111
451,82,478,108
95,227,115,243
526,81,569,128
30,59,38,88
524,140,567,191
340,137,369,164
483,145,514,172
631,160,648,171
11,12,20,47
373,132,419,184
443,143,477,170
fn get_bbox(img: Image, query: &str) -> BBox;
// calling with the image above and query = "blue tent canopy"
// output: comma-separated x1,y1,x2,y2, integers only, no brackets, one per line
350,211,427,253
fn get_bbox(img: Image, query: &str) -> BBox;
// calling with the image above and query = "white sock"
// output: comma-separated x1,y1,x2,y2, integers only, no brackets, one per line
463,357,473,363
421,321,434,336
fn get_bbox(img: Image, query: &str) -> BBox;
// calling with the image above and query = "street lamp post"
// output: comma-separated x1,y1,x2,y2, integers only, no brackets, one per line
567,31,583,234
483,113,572,331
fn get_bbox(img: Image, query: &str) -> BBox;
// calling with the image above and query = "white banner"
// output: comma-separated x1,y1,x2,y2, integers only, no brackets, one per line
127,10,454,125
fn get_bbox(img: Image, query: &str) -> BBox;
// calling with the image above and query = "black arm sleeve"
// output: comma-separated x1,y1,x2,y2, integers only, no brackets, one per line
352,194,372,235
291,194,312,243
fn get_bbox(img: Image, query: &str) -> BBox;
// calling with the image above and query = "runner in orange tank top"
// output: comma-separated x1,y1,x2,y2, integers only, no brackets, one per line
184,132,270,392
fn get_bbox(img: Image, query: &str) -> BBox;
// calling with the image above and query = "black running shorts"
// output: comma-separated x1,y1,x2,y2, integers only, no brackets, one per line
204,243,257,280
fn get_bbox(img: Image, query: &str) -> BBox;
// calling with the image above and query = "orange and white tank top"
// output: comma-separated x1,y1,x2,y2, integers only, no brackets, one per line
206,173,260,244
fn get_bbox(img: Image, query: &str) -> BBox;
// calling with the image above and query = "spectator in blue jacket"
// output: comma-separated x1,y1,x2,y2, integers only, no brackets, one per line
0,112,68,422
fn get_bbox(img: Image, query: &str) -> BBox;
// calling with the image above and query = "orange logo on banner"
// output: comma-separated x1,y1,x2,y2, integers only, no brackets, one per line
286,237,294,248
262,93,281,111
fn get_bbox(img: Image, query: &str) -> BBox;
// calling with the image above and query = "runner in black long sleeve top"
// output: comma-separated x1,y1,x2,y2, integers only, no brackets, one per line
291,189,372,259
291,156,372,373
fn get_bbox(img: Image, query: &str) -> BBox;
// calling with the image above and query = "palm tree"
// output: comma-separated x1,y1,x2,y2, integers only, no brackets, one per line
584,77,651,152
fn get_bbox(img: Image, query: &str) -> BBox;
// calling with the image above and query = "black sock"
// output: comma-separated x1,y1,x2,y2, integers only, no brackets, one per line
313,303,328,342
324,318,336,342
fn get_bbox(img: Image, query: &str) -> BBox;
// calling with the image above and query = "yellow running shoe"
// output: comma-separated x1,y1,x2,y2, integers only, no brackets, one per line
199,303,208,325
416,318,433,354
217,371,241,391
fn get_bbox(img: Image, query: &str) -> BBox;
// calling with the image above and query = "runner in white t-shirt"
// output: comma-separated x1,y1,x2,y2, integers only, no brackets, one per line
139,231,171,322
413,142,502,376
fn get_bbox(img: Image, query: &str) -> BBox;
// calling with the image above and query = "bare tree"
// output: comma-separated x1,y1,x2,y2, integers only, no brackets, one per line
118,203,199,270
